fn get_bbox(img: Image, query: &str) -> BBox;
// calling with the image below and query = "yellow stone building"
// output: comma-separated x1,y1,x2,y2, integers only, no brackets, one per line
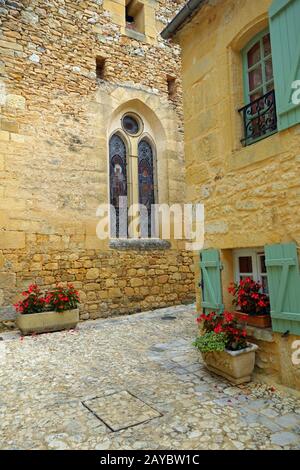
0,0,195,326
162,0,300,390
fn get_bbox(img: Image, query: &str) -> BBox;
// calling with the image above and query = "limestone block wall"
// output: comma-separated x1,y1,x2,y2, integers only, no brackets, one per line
174,0,300,390
246,326,300,391
1,245,195,322
0,0,195,326
177,0,300,250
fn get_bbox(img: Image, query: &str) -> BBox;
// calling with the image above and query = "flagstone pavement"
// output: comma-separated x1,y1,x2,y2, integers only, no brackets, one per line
0,304,300,450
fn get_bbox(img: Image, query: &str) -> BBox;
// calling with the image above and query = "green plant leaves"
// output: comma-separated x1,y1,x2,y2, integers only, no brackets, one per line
193,332,227,353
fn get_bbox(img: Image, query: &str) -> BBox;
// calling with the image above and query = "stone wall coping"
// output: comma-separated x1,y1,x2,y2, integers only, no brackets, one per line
246,325,274,343
109,238,171,251
0,306,16,322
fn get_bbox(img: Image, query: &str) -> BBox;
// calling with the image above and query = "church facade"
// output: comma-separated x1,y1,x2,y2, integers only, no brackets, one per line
0,0,195,326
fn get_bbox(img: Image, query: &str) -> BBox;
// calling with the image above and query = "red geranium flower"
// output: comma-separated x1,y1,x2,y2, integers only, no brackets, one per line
214,324,223,334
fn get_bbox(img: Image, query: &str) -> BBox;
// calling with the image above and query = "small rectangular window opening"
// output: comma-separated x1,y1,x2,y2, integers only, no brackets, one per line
167,76,176,100
96,56,106,80
125,1,145,34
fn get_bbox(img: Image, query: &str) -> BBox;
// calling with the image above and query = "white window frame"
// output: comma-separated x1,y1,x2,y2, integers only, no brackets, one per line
233,248,268,292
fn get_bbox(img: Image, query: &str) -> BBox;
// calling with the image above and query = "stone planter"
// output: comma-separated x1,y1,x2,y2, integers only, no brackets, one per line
16,309,79,335
201,343,258,385
233,310,272,328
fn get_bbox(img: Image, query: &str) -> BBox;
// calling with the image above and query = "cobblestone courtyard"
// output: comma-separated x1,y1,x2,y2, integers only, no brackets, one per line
1,304,300,450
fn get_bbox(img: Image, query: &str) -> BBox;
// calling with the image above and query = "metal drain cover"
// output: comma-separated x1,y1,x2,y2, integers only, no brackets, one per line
161,315,177,321
82,391,161,432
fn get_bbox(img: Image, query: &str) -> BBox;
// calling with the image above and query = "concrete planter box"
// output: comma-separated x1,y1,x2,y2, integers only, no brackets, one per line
16,309,79,335
202,343,258,385
234,310,272,329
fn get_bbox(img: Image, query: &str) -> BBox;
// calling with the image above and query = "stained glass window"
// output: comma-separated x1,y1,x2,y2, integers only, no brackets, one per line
109,134,127,237
138,140,155,237
122,114,140,135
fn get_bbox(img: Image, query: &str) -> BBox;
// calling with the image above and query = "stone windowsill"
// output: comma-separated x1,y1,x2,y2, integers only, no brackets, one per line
109,238,171,251
125,28,146,42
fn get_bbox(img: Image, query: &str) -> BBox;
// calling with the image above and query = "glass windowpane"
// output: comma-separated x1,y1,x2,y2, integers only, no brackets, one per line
239,256,253,273
122,115,140,135
249,65,263,92
247,42,261,68
109,134,128,237
240,275,254,281
265,58,273,82
263,34,271,57
261,275,269,294
259,255,267,273
138,140,155,237
250,89,263,102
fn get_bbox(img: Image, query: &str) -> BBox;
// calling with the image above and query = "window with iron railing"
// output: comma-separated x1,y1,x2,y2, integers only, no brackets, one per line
239,29,278,146
239,90,277,146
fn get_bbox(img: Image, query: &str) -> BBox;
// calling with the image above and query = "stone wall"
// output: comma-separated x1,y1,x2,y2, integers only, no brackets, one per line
0,0,195,326
1,244,195,324
177,0,300,251
174,0,300,390
246,326,300,391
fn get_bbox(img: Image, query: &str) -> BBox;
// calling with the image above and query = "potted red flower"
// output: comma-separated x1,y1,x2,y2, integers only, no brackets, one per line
194,311,258,384
15,284,80,335
228,278,271,328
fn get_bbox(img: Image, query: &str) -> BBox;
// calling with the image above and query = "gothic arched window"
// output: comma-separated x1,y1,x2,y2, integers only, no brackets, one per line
109,134,127,237
109,113,157,239
138,139,155,237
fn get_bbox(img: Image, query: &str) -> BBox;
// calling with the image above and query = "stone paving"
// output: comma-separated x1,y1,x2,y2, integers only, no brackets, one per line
0,304,300,450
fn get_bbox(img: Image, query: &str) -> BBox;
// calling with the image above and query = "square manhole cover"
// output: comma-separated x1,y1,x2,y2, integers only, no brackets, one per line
82,391,161,432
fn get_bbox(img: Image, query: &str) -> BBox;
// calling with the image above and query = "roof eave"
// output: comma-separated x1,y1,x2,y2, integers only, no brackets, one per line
161,0,206,40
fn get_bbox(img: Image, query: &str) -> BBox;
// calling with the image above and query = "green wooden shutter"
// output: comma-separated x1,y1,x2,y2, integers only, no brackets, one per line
265,243,300,335
200,249,224,314
269,0,300,131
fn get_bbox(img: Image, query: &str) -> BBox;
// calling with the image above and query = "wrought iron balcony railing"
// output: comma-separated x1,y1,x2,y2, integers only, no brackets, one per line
238,89,278,146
